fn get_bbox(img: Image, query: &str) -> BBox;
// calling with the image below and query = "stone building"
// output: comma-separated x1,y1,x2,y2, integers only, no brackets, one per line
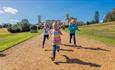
46,19,64,29
38,16,42,24
65,14,70,25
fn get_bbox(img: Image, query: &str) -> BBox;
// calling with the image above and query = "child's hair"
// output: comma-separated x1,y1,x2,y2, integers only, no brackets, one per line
43,23,49,28
70,18,75,23
70,17,77,24
52,22,57,29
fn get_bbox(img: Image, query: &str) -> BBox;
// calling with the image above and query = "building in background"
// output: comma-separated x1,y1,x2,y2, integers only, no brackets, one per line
46,19,64,28
38,16,42,24
37,14,81,29
65,14,70,25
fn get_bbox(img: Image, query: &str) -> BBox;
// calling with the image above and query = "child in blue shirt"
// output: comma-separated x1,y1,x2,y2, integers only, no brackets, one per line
42,23,51,48
68,18,79,47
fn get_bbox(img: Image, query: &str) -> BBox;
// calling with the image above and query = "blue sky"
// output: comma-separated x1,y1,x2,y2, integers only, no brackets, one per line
0,0,115,24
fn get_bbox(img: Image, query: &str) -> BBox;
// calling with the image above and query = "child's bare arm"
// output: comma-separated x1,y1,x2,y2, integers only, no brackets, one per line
49,29,52,35
59,30,63,35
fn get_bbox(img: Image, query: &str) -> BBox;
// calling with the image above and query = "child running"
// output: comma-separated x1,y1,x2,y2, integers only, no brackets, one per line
51,22,62,61
68,18,79,47
42,23,51,48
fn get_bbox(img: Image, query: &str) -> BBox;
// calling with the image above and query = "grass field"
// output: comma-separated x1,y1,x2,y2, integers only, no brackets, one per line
64,21,115,46
0,28,38,51
77,22,115,46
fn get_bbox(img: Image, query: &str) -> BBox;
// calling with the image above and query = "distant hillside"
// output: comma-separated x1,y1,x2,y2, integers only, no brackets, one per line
78,21,115,46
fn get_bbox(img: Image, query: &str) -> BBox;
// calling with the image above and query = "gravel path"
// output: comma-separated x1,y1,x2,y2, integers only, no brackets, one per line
0,32,115,70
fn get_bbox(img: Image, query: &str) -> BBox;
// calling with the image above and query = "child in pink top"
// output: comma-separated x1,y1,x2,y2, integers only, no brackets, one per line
51,22,62,61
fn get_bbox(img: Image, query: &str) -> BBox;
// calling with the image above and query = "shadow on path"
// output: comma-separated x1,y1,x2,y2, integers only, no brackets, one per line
45,49,73,52
62,44,109,51
54,55,101,67
0,53,6,57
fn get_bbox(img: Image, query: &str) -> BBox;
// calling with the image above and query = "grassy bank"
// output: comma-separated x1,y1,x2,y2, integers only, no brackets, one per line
0,29,39,51
78,22,115,46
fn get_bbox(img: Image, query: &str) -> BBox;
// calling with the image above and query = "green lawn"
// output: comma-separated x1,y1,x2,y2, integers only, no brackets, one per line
64,21,115,46
77,22,115,46
0,28,39,51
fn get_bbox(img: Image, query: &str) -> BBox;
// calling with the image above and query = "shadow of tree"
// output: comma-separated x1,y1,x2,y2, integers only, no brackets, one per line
62,44,109,51
0,53,6,57
54,55,101,67
62,44,75,47
60,49,73,52
45,49,73,52
79,46,110,51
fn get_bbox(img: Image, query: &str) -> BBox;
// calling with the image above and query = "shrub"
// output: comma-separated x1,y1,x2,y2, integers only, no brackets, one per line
7,19,31,33
38,25,43,29
30,25,38,33
8,24,22,33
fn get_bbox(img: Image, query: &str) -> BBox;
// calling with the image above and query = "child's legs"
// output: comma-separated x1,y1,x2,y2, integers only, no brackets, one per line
57,46,60,52
46,35,49,40
73,34,76,45
52,45,57,58
69,33,72,43
42,35,47,48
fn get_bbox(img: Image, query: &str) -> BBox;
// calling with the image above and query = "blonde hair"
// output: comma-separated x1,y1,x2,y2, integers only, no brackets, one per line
52,22,57,29
70,17,77,24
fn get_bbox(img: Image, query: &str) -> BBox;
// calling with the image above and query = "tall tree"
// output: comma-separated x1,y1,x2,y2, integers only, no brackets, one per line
21,19,30,31
95,11,100,23
103,9,115,22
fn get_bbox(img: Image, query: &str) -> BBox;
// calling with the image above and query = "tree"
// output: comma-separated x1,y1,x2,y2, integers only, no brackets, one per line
103,8,115,22
2,23,10,28
77,21,85,26
86,21,90,25
7,19,31,33
95,11,100,23
0,24,2,28
103,12,112,22
21,19,29,24
89,20,96,24
30,25,38,33
21,19,31,32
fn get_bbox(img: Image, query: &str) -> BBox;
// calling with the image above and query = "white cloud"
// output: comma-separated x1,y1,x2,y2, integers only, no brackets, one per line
3,7,18,14
0,7,18,15
10,19,19,22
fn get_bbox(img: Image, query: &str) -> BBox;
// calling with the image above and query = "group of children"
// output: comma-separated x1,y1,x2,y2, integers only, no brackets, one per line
42,18,79,61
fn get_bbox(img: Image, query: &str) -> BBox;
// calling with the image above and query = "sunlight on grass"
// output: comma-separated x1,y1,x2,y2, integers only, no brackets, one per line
78,22,115,46
0,28,41,51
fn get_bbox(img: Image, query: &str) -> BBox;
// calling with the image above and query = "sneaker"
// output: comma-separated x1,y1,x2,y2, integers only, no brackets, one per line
42,45,44,48
51,57,55,61
74,44,77,47
57,49,60,52
57,47,60,52
69,41,71,43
